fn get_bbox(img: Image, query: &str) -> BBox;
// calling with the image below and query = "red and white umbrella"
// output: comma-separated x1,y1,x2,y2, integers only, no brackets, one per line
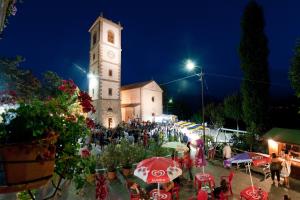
134,157,182,199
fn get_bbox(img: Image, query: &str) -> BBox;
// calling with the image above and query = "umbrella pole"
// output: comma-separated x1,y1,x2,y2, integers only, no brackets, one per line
157,183,160,200
248,162,254,192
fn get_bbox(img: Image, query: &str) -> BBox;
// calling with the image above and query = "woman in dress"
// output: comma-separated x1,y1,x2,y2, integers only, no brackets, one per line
281,151,292,188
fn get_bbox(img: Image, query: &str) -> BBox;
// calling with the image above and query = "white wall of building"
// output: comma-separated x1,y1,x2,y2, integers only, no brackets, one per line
140,82,163,122
101,80,119,100
121,88,140,104
101,22,121,48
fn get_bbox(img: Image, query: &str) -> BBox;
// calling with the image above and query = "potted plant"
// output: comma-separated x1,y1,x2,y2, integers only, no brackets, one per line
0,79,96,193
118,139,135,176
99,144,120,180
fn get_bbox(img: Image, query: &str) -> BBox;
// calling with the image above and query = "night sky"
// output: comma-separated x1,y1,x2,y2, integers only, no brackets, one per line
1,0,300,101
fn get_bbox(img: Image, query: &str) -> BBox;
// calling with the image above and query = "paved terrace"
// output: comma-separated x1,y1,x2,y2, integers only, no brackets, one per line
0,159,299,200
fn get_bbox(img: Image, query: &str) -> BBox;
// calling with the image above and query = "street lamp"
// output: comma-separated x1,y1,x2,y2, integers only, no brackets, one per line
185,59,206,152
167,98,173,114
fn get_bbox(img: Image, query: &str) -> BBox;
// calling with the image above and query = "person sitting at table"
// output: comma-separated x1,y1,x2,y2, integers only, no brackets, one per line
162,181,174,192
213,179,229,199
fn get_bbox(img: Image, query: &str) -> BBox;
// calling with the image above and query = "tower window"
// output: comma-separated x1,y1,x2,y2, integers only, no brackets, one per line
93,32,97,45
108,107,113,112
108,30,114,44
108,88,112,96
92,89,94,96
109,69,113,77
93,53,95,61
152,96,155,102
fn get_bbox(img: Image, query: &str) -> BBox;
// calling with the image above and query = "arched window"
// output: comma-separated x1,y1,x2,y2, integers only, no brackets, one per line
107,30,114,44
108,108,113,112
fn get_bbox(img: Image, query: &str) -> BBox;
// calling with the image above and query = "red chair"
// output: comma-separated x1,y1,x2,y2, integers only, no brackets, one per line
219,192,230,200
197,190,208,200
220,171,234,195
171,185,180,200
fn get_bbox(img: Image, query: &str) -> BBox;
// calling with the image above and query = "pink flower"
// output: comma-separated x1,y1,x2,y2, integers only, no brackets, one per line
81,148,91,158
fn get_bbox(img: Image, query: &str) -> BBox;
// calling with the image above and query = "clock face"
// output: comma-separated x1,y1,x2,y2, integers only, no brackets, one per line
107,50,115,59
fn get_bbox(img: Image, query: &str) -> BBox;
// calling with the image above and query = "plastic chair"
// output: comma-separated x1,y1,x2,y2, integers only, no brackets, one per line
219,192,230,200
197,190,208,200
263,163,271,180
171,185,180,200
220,171,234,195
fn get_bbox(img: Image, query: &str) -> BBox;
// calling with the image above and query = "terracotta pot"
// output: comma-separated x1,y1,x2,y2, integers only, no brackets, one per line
122,167,131,176
86,174,95,184
107,171,117,180
0,135,58,193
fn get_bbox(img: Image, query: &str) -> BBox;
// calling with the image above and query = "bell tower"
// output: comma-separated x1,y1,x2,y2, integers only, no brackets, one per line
88,16,122,128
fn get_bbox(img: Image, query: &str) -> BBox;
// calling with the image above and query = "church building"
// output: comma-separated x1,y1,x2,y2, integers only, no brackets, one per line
88,16,163,128
88,16,122,128
121,80,163,122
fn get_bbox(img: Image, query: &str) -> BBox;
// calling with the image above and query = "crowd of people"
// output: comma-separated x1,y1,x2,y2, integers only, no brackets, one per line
89,120,184,150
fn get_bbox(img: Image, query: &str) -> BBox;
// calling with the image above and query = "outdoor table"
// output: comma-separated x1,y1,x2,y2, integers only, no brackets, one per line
150,189,172,200
194,173,215,191
240,186,268,200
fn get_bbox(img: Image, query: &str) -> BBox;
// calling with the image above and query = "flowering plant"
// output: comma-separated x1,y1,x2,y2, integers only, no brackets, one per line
0,79,96,189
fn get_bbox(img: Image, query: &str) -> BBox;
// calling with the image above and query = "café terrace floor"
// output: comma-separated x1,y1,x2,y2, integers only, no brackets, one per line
1,159,300,200
65,159,300,200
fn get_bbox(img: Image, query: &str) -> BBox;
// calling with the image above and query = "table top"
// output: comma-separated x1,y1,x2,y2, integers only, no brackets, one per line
195,173,215,182
240,186,268,200
150,189,171,200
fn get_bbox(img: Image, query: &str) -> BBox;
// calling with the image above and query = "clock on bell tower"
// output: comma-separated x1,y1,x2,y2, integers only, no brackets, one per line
88,16,122,128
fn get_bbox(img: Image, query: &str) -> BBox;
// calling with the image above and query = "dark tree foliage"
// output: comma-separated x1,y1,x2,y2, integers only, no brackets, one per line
224,94,242,130
205,103,225,128
289,39,300,98
41,71,62,99
0,56,41,102
239,0,270,135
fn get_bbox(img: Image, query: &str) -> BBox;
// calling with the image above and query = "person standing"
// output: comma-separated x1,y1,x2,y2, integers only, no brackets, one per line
270,153,282,185
222,143,232,160
183,151,193,181
281,151,292,188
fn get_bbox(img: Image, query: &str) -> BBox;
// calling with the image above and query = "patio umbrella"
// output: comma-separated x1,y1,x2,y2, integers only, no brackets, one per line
224,152,271,192
194,139,206,174
224,152,271,168
162,142,189,152
134,157,182,199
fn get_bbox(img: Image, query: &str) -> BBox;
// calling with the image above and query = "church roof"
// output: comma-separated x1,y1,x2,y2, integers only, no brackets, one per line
121,80,154,91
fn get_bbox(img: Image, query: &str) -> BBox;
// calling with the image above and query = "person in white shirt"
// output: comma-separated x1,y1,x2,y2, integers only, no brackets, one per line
223,143,232,160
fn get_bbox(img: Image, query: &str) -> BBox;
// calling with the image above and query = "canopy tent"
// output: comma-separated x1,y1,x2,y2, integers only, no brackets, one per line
175,121,186,125
188,125,210,132
187,124,201,130
180,122,194,128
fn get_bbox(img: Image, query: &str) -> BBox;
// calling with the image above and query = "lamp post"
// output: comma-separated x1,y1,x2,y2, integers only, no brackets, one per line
167,98,173,114
185,59,206,152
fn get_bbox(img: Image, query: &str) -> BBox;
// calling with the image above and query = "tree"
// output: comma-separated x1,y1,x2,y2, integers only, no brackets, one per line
205,103,225,128
224,94,242,130
190,112,202,124
289,39,300,98
239,0,270,135
41,71,62,99
0,56,41,102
